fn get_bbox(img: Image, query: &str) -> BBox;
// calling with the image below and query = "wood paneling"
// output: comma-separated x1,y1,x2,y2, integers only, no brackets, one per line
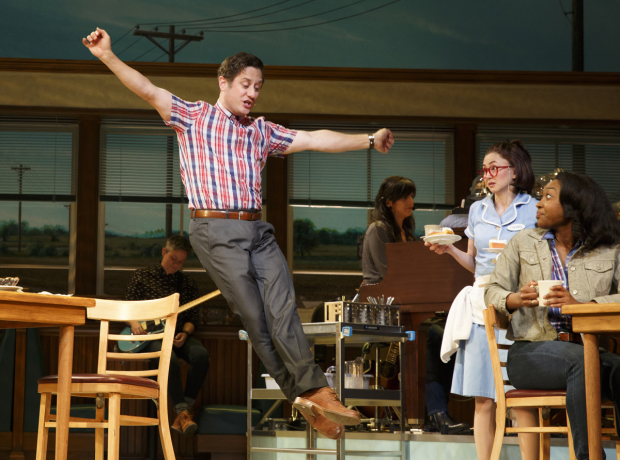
2,58,620,85
266,155,288,254
454,124,478,204
74,116,101,296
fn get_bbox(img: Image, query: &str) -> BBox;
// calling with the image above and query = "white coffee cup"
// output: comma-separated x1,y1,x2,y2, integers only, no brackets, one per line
537,280,563,306
424,225,442,236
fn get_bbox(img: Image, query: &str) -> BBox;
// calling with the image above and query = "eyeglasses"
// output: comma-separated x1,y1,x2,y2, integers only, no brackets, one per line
478,166,510,178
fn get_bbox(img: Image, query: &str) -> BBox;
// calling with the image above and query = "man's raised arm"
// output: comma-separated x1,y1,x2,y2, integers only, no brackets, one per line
83,27,172,121
285,128,394,155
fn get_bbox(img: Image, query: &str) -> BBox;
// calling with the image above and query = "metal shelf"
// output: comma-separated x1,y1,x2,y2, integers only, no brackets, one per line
245,320,409,459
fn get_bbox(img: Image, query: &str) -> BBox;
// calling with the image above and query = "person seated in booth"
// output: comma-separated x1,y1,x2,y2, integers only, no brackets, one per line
485,172,620,460
125,235,210,436
362,175,470,434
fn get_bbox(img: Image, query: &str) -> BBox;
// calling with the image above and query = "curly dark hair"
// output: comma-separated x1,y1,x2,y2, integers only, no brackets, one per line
485,140,535,193
372,176,416,242
556,172,620,250
218,52,264,84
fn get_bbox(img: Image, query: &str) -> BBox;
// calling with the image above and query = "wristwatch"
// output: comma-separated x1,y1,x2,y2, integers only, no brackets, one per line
179,330,190,337
368,134,375,149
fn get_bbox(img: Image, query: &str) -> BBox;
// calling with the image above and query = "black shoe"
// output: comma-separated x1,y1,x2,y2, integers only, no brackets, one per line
427,411,471,435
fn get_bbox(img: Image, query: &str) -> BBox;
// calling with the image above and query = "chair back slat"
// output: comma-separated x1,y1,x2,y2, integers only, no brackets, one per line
106,369,159,377
89,296,179,322
94,293,179,383
108,333,165,342
107,351,161,360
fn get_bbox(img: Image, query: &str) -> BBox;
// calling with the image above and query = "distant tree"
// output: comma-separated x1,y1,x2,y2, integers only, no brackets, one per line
29,241,44,256
316,227,338,245
0,244,9,255
43,245,58,257
293,219,319,257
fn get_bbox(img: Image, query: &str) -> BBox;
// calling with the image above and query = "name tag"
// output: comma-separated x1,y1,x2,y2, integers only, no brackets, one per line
507,224,525,232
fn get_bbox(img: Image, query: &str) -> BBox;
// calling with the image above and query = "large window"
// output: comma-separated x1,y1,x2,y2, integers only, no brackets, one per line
288,123,455,273
0,118,78,293
477,126,620,204
99,120,200,295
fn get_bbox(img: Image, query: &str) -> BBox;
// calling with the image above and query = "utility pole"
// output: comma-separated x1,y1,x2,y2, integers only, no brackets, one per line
133,25,204,63
570,0,585,172
133,25,203,238
572,0,584,71
11,164,31,252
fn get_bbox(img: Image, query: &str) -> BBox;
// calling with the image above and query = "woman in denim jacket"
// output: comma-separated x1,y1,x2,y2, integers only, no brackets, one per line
485,172,620,460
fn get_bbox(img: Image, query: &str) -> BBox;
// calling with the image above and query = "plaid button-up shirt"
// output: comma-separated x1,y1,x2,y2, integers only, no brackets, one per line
165,96,296,211
543,231,583,333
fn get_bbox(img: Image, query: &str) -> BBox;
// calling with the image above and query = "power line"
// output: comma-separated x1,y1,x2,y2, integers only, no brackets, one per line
184,0,371,31
557,0,573,26
132,38,169,61
138,0,294,26
116,36,145,58
176,0,319,28
193,0,399,34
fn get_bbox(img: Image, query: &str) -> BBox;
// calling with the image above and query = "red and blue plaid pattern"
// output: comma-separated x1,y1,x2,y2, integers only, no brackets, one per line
543,231,583,333
165,95,296,210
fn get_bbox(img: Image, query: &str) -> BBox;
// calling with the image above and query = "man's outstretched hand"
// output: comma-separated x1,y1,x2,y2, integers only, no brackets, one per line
82,27,112,60
374,128,394,154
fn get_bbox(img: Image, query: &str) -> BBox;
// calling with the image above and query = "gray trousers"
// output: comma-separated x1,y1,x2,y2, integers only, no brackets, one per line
189,217,327,402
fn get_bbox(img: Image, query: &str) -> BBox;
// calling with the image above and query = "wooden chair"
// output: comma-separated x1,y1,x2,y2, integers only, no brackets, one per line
35,293,180,460
484,305,618,460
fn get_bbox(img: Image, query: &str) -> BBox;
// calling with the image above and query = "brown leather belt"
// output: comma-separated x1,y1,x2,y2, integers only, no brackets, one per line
558,331,582,345
190,209,262,221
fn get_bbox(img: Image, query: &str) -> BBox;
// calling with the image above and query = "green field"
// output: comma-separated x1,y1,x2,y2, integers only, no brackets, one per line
293,244,361,271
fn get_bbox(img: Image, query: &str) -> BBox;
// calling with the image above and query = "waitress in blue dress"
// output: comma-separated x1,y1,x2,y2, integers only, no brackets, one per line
426,140,538,460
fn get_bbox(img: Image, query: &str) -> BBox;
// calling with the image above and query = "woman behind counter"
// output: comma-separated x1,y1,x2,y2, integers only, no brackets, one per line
362,176,470,435
362,176,416,285
485,172,620,460
426,141,538,459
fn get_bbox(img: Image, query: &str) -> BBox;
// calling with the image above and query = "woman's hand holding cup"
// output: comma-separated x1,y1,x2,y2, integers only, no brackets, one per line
540,283,580,307
517,280,539,308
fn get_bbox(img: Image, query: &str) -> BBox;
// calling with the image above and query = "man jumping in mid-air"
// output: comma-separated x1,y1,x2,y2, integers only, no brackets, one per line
84,27,394,440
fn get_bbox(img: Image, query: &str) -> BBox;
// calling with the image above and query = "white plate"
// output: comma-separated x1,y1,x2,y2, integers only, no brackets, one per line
0,285,23,292
484,247,504,254
422,234,462,245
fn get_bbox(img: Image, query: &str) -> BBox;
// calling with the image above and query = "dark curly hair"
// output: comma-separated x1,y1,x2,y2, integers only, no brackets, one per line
372,176,416,242
555,172,620,251
485,140,535,194
218,52,264,84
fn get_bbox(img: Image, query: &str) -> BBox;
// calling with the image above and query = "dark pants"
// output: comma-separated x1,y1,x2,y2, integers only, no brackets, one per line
507,340,620,460
189,217,327,402
426,323,455,416
146,336,210,408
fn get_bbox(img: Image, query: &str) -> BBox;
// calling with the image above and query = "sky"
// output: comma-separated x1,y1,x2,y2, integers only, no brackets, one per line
2,0,620,71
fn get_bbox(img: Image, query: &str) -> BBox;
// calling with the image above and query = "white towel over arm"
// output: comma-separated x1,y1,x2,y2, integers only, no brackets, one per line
440,285,473,363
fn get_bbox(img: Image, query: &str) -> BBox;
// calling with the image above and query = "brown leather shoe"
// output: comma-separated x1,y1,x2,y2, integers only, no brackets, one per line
293,387,361,426
299,411,344,440
171,410,198,435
